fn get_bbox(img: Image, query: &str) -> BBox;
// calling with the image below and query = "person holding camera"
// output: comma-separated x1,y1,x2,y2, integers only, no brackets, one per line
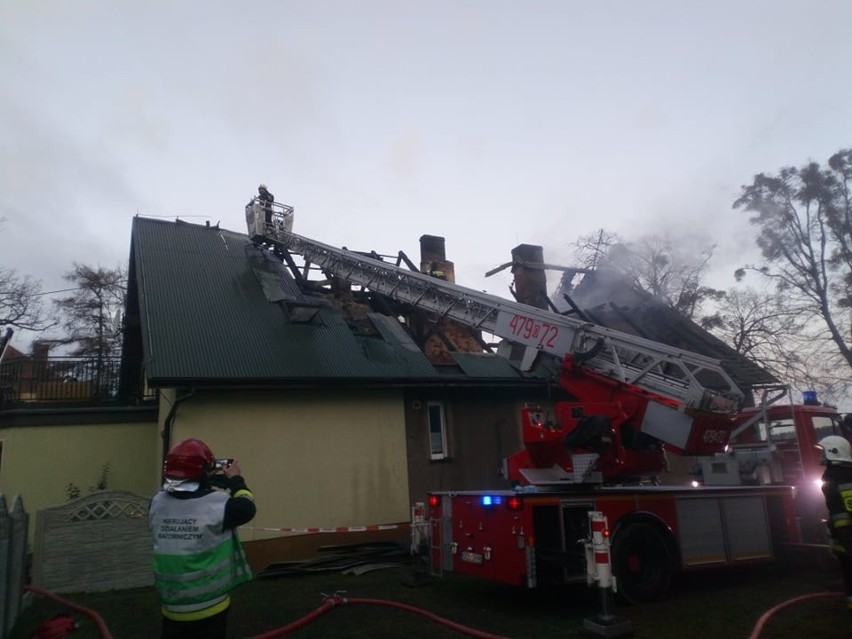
148,438,256,639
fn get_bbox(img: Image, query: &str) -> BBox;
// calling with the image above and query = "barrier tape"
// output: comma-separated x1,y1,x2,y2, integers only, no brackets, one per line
246,521,410,534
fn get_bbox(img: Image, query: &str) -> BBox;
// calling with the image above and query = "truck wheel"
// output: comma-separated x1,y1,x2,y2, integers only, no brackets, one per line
611,523,672,604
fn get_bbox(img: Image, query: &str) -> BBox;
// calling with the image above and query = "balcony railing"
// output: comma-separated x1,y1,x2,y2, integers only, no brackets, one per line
0,356,154,408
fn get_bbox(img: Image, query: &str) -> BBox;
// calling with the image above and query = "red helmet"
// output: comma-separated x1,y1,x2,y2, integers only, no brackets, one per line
164,438,215,480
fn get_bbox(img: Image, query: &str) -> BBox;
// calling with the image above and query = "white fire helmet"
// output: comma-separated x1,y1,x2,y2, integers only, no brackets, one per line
817,436,852,464
258,183,268,191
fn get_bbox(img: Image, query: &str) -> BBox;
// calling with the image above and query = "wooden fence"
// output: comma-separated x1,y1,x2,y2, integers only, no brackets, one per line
0,494,28,639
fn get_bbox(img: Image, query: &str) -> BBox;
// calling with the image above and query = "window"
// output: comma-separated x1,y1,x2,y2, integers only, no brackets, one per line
427,401,448,460
813,416,842,441
767,419,797,441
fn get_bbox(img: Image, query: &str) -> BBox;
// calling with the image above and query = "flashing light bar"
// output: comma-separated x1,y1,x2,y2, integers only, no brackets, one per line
428,494,524,510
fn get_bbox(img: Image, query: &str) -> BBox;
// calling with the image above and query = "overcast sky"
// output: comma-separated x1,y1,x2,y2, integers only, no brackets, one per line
2,0,852,352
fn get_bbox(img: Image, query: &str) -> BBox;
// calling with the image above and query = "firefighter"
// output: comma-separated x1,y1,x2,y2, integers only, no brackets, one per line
428,261,447,280
257,183,275,226
818,435,852,634
148,438,256,639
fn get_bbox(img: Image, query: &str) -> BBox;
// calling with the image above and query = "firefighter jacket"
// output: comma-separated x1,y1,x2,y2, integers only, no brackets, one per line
149,484,253,621
822,462,852,555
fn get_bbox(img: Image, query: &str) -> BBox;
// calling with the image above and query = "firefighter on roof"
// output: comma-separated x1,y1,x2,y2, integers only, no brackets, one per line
818,434,852,635
148,438,256,639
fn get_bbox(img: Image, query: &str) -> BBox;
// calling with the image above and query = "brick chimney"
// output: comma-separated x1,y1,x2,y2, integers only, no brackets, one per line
411,234,480,363
511,244,549,309
419,235,455,284
31,340,51,360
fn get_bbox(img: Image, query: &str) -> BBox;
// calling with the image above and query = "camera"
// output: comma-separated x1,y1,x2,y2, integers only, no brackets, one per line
214,458,234,471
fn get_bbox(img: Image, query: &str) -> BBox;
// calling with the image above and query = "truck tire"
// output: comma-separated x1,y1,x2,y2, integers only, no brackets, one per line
611,522,673,604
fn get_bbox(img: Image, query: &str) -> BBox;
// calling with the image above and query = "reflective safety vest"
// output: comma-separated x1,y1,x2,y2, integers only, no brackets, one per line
149,490,252,621
834,482,852,531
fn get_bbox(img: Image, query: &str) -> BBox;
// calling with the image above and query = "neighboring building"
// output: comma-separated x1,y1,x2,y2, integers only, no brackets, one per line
117,217,555,565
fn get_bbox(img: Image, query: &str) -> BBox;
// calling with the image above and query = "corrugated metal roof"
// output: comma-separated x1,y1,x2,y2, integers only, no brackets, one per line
450,352,523,378
131,217,441,382
130,218,541,387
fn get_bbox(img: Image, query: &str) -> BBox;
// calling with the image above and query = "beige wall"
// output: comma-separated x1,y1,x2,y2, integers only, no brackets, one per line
1,387,411,555
0,421,159,543
166,388,411,542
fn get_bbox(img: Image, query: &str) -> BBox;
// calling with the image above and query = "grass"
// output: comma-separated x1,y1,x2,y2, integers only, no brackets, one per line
10,560,850,638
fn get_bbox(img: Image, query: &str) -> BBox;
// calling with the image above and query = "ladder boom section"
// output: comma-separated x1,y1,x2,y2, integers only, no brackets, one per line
265,228,743,413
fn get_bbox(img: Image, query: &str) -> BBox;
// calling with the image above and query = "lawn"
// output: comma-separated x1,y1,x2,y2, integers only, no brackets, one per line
10,559,849,638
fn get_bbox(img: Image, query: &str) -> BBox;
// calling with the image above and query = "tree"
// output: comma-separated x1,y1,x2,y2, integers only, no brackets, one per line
734,150,852,372
0,267,52,331
0,217,53,332
53,264,127,359
711,287,808,381
572,229,725,325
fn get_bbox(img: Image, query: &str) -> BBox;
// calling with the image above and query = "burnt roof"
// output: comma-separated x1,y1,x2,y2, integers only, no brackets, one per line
565,270,777,394
125,217,552,390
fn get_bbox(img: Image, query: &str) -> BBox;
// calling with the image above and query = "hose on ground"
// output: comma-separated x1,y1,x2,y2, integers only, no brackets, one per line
748,591,843,639
23,584,115,639
246,593,511,639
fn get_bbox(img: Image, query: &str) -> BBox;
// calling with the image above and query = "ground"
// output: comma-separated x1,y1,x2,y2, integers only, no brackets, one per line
10,559,850,638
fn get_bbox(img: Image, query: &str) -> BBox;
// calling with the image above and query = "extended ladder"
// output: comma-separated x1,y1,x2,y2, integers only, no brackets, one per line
259,224,743,413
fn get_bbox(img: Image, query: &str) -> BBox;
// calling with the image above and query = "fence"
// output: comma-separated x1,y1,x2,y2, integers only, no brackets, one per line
0,356,152,407
32,490,153,594
0,495,28,639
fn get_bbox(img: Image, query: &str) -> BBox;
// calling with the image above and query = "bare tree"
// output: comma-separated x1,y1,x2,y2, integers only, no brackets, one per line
53,263,127,359
0,267,53,331
572,228,621,271
734,149,852,371
711,287,809,381
0,217,53,332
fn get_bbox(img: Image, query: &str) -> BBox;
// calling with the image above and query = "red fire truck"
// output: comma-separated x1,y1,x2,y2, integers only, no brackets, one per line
251,212,851,603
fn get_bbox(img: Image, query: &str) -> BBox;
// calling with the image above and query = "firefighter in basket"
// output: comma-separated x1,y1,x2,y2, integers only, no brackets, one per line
818,434,852,634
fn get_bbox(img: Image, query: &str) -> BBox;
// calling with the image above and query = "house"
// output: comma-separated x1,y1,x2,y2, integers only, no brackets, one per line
117,217,556,565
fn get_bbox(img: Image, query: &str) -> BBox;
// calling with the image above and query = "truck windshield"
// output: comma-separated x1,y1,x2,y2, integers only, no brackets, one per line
732,413,847,446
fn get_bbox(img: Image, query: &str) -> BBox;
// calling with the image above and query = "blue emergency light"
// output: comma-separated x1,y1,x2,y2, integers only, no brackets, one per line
481,495,503,507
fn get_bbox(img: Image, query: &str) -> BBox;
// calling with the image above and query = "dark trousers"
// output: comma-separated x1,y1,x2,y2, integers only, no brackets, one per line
834,551,852,635
161,607,229,639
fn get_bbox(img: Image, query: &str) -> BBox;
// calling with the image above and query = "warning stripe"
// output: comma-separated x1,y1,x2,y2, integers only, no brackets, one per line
246,522,410,534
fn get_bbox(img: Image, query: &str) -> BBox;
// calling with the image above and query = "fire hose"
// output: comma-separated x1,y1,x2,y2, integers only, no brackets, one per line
747,591,843,639
22,585,509,639
23,582,844,638
23,585,114,639
245,592,510,639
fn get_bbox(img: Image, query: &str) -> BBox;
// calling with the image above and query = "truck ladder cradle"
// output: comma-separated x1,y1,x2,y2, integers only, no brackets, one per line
263,228,743,413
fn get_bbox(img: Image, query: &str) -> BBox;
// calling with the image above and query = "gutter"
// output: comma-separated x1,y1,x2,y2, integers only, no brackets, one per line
160,387,196,469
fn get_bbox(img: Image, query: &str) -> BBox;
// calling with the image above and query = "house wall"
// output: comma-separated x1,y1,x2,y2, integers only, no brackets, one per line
404,389,529,501
164,388,411,545
0,420,159,543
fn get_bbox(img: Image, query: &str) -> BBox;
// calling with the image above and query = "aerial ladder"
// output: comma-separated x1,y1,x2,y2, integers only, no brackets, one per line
0,328,12,365
247,202,745,484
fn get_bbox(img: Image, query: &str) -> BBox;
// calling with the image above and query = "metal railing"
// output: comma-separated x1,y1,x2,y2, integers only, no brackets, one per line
0,356,153,407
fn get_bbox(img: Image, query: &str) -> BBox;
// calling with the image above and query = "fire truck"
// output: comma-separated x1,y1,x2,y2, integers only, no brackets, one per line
247,200,851,603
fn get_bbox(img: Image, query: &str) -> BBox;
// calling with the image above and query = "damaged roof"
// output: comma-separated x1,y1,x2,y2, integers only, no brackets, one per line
566,270,778,392
127,217,551,388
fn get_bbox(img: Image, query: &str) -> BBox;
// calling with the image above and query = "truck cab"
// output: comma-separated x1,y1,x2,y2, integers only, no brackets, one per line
709,390,851,542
